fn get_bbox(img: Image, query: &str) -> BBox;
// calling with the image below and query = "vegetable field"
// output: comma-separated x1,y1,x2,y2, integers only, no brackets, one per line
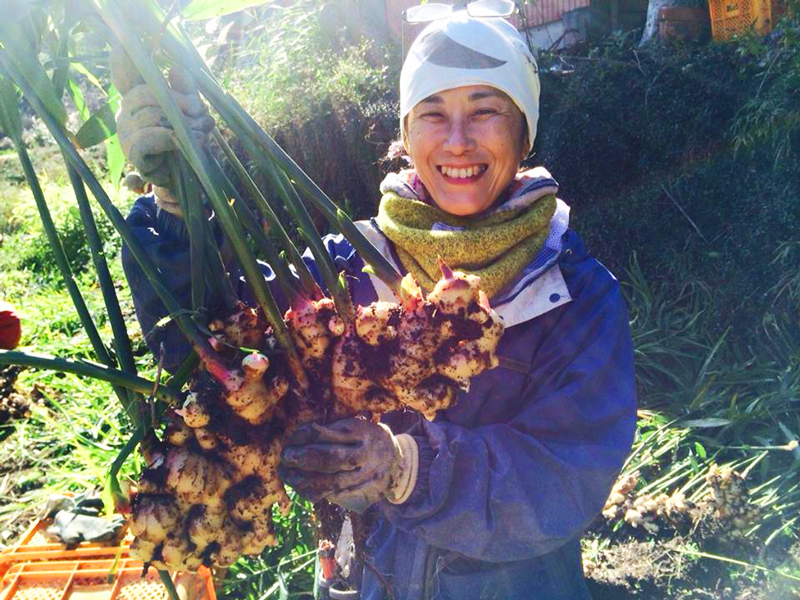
0,1,799,599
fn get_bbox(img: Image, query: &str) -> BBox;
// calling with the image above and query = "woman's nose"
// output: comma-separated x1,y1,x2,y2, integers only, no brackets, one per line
442,118,475,155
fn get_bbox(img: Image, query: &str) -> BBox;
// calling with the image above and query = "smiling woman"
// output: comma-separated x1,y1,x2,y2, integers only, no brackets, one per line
279,9,636,600
117,5,637,600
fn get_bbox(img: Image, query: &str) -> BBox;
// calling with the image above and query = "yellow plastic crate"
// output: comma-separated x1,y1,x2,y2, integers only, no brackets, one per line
708,0,780,40
0,521,216,600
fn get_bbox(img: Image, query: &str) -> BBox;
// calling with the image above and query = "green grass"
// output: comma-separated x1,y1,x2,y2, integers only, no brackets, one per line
581,248,800,597
0,145,146,533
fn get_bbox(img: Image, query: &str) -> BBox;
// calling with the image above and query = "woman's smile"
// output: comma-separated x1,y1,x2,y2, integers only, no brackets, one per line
437,164,488,181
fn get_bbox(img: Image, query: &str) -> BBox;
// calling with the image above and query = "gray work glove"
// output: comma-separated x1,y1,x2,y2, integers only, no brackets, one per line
40,493,125,546
110,45,215,215
279,418,419,513
45,511,126,546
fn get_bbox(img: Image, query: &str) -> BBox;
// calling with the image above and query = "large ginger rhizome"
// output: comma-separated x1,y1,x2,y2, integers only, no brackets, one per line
129,264,505,571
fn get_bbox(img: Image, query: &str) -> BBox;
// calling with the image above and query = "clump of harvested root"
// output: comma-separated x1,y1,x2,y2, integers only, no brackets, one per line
285,296,343,372
705,464,760,534
130,420,291,570
131,305,292,571
601,473,696,536
131,266,506,570
333,263,505,419
428,262,504,390
188,351,289,427
599,464,761,539
208,302,266,350
281,262,504,419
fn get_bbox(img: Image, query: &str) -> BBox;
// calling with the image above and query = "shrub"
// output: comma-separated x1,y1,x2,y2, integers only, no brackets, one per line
730,12,800,166
533,31,800,343
223,0,400,222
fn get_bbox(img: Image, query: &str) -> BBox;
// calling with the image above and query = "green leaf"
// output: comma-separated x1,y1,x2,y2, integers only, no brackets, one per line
105,84,124,187
52,33,71,98
689,453,699,473
695,441,707,460
102,425,143,516
277,570,289,600
67,77,90,122
158,571,181,600
0,74,21,140
107,84,122,113
75,102,116,147
679,418,733,428
101,470,123,519
0,22,68,125
106,133,124,188
181,0,273,20
72,60,105,92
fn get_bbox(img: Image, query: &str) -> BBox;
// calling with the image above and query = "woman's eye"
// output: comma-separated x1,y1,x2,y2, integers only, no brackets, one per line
474,108,498,118
421,112,444,120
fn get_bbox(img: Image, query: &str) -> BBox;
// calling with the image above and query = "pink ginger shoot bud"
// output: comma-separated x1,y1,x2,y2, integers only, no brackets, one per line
438,256,454,280
242,353,270,379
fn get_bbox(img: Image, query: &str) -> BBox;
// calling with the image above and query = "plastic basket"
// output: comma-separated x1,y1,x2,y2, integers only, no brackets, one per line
0,521,216,600
708,0,779,40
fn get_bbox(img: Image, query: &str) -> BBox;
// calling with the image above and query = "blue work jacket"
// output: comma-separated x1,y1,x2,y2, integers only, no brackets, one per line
121,181,637,600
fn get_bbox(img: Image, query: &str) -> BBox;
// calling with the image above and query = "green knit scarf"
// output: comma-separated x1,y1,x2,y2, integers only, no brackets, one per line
376,189,556,300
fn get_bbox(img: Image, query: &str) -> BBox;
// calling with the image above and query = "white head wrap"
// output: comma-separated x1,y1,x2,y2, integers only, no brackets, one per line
400,12,540,153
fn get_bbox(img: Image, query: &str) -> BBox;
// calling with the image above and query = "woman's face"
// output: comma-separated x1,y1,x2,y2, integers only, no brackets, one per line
405,85,526,217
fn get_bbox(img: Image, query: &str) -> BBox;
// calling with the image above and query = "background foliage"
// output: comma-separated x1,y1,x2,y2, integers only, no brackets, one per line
223,0,400,222
0,1,799,598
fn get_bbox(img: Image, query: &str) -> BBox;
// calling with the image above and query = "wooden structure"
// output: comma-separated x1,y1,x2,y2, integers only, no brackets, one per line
386,0,589,38
381,0,647,50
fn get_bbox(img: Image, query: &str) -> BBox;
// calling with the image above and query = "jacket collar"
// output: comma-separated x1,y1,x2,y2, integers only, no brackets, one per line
354,220,571,328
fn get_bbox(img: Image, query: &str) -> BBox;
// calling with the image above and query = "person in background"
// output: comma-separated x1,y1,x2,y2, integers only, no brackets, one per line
115,9,637,600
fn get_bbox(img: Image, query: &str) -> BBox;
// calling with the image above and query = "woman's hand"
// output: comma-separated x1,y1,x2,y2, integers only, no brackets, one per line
279,418,419,513
111,46,215,215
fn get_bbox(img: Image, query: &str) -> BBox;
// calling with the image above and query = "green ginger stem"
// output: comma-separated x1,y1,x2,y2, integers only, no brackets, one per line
0,50,226,379
0,350,180,403
94,0,308,390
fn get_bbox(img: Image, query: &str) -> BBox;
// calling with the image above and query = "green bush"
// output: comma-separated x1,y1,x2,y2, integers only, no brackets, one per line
532,31,800,343
730,14,800,166
534,38,754,204
224,0,400,221
18,203,116,280
0,145,128,283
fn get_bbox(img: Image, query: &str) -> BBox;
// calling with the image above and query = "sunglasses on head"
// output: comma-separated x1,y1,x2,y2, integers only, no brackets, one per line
403,0,517,24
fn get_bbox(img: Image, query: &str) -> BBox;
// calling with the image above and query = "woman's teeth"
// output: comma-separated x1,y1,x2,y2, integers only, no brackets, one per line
440,165,485,179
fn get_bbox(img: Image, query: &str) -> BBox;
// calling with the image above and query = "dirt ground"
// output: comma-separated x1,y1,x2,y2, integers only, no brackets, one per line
0,365,41,547
584,527,800,599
